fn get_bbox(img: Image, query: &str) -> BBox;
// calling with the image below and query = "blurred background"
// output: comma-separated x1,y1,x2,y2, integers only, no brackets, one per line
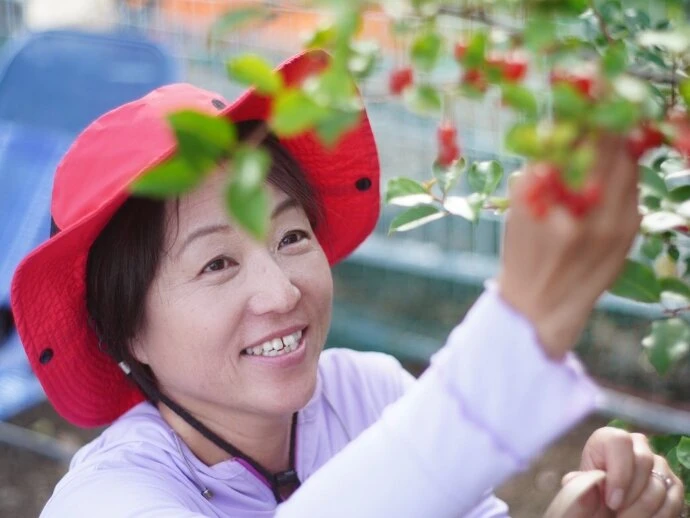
0,1,686,516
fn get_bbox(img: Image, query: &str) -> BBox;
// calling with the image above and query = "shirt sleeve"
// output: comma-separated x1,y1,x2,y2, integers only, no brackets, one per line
276,283,599,518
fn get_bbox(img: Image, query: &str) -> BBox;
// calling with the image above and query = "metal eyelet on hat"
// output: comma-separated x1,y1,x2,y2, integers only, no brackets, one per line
211,99,226,110
355,177,372,191
39,348,54,364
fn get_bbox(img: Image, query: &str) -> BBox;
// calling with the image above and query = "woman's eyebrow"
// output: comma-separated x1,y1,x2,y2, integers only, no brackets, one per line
271,198,298,220
176,198,298,258
176,224,231,258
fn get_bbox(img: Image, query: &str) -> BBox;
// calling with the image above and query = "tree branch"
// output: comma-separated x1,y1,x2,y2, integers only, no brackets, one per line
590,0,614,44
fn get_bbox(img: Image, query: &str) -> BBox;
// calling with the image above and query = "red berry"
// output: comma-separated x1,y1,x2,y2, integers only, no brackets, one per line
571,76,595,98
501,53,528,83
567,193,589,218
437,143,460,167
525,164,562,218
525,164,600,219
626,123,665,160
389,67,413,95
463,68,488,92
582,182,602,207
437,122,457,148
550,69,596,100
454,41,469,61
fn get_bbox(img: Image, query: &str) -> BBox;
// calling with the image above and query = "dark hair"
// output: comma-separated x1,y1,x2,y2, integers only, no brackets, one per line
86,120,322,392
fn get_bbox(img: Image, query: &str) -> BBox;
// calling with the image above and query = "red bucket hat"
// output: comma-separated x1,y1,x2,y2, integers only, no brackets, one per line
10,50,380,428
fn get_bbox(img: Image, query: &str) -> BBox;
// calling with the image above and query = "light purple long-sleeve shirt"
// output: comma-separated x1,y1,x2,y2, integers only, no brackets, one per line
41,285,599,517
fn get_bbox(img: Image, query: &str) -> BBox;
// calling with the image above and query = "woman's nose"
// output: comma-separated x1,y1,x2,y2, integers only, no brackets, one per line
247,255,301,316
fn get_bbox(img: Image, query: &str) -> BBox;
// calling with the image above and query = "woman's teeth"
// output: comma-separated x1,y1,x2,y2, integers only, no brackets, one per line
244,330,302,357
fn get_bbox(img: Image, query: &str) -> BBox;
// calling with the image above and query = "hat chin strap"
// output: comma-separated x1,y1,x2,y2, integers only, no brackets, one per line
118,361,301,503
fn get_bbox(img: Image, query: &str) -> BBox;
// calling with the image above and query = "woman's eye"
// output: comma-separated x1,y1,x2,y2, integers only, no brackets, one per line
279,230,309,249
201,257,236,274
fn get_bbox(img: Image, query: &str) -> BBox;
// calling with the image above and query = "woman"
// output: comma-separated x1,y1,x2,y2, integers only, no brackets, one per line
10,51,684,517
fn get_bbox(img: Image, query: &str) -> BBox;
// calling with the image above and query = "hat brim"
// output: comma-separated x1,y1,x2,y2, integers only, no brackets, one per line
10,51,380,427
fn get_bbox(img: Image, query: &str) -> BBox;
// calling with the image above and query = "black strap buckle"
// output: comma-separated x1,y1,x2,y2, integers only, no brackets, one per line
274,469,299,486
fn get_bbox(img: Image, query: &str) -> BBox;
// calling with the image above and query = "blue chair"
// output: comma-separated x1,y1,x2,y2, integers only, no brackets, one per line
0,122,72,422
0,29,180,135
0,30,179,441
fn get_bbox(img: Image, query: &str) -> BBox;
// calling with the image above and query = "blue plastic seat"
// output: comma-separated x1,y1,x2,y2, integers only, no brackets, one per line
0,29,179,425
0,121,72,420
0,29,180,135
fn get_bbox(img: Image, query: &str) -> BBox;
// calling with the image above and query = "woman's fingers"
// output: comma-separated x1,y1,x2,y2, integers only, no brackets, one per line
618,455,679,518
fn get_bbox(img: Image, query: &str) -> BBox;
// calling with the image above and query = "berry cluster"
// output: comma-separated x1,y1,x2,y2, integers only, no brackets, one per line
525,164,601,219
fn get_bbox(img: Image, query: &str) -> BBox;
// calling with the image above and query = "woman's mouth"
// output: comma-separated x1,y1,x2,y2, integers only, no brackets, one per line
241,329,305,358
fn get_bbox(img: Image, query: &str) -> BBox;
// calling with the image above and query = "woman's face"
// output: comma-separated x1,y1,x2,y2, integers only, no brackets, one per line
133,171,333,419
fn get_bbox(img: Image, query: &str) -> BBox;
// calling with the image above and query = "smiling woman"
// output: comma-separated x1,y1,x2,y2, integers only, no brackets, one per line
10,52,685,518
85,120,332,493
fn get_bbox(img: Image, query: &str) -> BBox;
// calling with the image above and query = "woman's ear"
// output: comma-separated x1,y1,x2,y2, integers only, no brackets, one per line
130,337,150,365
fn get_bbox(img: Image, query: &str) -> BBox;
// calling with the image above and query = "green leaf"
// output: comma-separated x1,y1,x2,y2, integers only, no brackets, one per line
209,6,270,40
232,146,271,191
501,84,538,119
389,205,445,233
433,157,466,194
131,157,203,197
666,446,682,475
660,277,690,300
552,83,589,120
649,434,681,456
642,211,687,234
169,110,236,171
669,186,690,203
385,177,430,205
524,15,557,52
642,195,662,211
226,181,269,240
638,29,690,54
602,41,628,77
613,76,651,104
641,235,664,260
463,31,488,69
563,145,595,189
444,195,480,222
348,41,379,80
305,67,356,106
678,437,690,470
468,160,503,195
226,54,283,95
403,84,442,116
590,99,641,132
669,245,680,262
641,165,668,197
642,318,690,375
609,259,662,303
607,419,631,431
270,89,328,137
303,25,337,49
315,109,361,147
411,31,443,72
505,122,544,158
680,80,690,109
